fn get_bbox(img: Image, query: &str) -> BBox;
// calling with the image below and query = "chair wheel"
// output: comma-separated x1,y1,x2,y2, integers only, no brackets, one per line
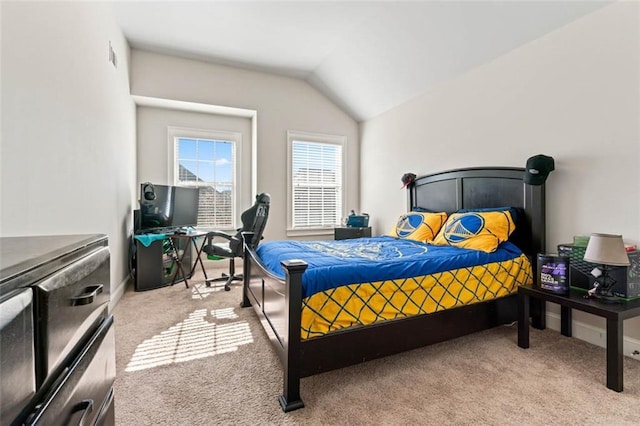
224,285,231,291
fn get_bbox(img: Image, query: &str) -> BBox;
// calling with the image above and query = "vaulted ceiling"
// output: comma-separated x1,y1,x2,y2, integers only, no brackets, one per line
114,1,609,121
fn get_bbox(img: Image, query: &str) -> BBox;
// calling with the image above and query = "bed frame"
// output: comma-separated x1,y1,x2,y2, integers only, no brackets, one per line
241,167,546,412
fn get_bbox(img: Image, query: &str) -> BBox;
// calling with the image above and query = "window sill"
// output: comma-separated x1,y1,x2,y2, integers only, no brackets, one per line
286,228,335,238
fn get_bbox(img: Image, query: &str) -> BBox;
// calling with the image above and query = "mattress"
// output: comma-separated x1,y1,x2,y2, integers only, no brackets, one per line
256,236,532,339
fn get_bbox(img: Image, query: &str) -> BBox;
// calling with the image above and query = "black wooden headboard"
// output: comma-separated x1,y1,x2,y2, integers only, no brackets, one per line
407,167,546,262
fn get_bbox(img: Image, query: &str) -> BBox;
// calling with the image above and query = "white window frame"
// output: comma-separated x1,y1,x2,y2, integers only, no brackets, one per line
287,130,347,237
168,126,242,230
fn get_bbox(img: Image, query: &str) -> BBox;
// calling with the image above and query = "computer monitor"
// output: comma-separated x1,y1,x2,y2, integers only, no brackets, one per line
138,184,199,232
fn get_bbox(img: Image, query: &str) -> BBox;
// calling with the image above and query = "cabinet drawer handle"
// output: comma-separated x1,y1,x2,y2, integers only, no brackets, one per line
70,285,104,306
69,399,94,426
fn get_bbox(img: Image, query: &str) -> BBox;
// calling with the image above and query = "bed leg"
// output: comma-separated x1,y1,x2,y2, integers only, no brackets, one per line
279,259,308,412
240,246,252,308
279,394,304,412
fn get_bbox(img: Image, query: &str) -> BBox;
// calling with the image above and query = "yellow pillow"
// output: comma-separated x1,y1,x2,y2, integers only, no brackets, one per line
388,212,448,242
430,211,516,253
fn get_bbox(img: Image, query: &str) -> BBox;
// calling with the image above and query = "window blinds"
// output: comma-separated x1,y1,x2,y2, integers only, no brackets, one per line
291,140,343,228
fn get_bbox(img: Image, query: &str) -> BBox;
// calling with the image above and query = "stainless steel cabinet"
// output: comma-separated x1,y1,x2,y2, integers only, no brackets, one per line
0,234,114,426
0,288,36,425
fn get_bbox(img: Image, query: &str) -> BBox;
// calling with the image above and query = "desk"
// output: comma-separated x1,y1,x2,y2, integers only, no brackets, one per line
167,231,210,288
518,285,640,392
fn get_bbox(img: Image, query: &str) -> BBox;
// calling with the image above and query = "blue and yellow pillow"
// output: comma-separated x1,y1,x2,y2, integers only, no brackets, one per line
389,212,448,243
430,210,516,252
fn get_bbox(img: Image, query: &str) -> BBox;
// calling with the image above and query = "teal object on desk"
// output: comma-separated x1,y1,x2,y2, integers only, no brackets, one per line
347,214,369,227
134,233,167,247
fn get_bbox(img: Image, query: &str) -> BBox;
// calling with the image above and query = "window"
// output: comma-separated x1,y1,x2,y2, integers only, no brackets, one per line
169,127,241,229
288,131,345,233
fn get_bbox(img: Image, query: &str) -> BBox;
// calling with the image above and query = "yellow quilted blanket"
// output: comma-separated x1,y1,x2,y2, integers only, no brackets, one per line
300,253,531,339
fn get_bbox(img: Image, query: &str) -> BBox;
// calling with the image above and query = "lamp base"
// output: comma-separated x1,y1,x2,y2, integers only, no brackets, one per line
588,269,623,303
591,292,622,304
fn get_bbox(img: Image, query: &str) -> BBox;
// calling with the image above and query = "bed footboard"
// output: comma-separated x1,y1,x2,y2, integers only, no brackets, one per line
242,243,307,411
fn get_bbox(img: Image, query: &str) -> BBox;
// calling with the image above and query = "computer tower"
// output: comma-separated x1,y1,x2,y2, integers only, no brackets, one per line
134,237,192,291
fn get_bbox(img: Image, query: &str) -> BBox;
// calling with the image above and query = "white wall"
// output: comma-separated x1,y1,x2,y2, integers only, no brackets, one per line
1,2,136,303
136,106,252,226
360,2,640,343
130,50,359,240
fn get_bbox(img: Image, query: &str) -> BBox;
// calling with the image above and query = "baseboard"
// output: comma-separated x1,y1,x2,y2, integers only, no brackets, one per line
109,275,130,312
545,311,640,361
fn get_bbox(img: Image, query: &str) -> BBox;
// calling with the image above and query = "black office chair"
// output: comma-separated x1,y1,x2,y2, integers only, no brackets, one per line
202,193,270,291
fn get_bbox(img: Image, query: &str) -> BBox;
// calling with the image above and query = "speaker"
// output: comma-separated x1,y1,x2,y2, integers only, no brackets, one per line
142,183,156,201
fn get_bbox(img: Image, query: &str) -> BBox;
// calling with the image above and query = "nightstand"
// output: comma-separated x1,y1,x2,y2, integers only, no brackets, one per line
334,226,372,240
518,285,640,392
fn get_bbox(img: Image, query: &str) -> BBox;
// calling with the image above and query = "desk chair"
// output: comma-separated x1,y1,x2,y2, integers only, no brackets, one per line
202,193,270,291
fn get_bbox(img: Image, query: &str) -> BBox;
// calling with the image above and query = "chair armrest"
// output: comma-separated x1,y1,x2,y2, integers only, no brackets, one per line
205,230,233,245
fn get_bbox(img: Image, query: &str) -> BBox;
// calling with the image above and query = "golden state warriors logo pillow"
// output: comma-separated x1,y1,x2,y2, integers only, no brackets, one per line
430,211,515,252
388,212,448,243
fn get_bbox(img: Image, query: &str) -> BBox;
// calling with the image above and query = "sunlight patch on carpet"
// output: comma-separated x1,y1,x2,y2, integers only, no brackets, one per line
209,307,238,319
190,282,241,299
125,308,253,372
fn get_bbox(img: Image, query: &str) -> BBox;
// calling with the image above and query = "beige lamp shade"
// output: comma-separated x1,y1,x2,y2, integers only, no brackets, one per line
583,233,630,266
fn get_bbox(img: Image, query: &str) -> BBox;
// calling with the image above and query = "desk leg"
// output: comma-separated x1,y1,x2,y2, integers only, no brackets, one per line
606,317,623,392
169,238,190,288
518,292,529,349
189,237,208,281
560,306,572,337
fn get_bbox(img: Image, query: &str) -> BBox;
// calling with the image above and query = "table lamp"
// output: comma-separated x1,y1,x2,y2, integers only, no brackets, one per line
583,233,630,302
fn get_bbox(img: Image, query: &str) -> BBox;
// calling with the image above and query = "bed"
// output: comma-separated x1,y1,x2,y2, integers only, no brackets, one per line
241,167,546,411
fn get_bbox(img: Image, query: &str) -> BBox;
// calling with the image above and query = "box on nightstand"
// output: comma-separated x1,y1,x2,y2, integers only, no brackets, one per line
558,243,640,299
536,254,570,295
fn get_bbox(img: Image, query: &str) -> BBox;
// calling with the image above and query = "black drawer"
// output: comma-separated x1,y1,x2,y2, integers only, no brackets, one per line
26,315,115,426
33,247,110,388
0,288,36,425
334,227,372,240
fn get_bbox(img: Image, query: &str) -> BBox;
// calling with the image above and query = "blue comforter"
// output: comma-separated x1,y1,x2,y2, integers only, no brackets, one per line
256,236,525,298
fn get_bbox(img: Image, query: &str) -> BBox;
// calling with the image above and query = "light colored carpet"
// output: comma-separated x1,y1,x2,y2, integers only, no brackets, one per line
113,264,640,425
